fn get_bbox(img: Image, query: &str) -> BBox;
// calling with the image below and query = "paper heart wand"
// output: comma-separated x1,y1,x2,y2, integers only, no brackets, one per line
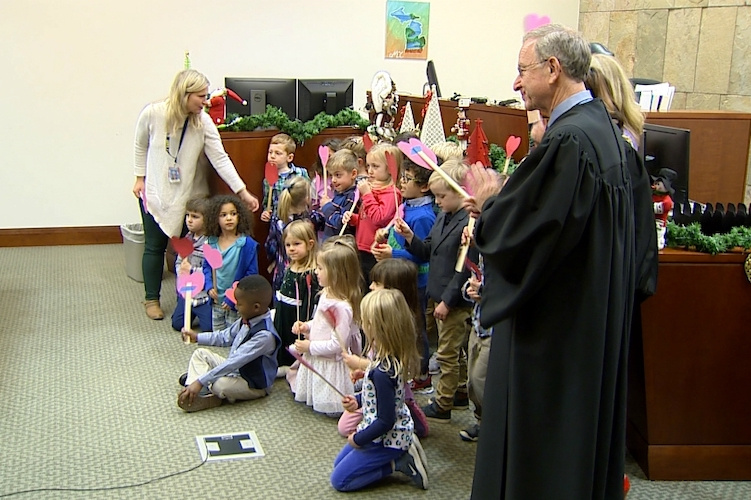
454,164,480,272
224,281,239,305
305,272,313,319
202,244,223,298
362,132,374,153
385,150,401,215
295,280,301,340
264,162,279,212
503,135,522,176
177,271,205,344
170,236,194,259
319,145,330,201
397,138,470,198
338,189,361,236
287,346,346,398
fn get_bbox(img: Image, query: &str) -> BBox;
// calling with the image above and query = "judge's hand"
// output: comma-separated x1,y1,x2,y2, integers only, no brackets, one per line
463,163,506,216
237,189,260,212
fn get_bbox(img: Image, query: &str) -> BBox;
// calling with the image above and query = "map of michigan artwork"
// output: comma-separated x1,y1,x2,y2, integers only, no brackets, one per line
385,1,430,60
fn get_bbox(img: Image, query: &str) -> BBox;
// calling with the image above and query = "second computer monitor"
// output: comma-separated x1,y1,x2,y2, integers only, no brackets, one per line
224,77,297,119
297,79,354,122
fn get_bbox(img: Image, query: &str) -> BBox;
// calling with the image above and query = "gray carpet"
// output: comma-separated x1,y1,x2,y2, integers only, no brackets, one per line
0,244,748,499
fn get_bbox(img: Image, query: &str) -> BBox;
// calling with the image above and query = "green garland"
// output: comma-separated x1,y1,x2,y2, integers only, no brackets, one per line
666,221,751,255
219,105,369,145
489,143,520,175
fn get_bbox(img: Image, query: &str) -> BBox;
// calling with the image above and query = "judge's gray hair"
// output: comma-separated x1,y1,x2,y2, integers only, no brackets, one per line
523,24,591,83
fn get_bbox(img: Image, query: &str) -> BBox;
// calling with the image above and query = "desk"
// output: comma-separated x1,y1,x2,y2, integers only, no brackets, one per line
645,111,751,203
628,248,751,480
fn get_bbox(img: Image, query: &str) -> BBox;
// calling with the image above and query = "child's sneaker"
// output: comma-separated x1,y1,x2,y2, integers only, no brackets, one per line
178,373,188,386
410,375,434,394
178,394,222,412
394,441,428,489
275,366,290,379
421,401,451,423
459,423,480,442
428,352,439,375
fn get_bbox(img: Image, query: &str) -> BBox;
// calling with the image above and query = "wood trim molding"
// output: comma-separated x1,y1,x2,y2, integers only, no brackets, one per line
0,226,123,247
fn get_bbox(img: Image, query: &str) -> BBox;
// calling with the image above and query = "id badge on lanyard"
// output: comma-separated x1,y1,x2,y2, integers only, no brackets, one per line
166,118,189,184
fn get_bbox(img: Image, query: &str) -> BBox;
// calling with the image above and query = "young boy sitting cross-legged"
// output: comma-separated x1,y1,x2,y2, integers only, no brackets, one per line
178,275,281,412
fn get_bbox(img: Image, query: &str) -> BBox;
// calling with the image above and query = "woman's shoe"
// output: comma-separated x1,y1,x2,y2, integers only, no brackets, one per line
144,300,164,320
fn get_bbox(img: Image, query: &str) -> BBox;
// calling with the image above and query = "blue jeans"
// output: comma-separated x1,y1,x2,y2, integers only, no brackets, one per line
212,303,239,332
330,442,404,492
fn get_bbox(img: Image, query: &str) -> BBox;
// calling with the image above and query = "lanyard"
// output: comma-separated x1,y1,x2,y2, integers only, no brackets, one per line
166,117,190,164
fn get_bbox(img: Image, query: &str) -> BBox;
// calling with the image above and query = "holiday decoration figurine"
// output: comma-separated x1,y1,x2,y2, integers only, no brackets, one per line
652,168,677,250
365,71,399,142
205,88,247,125
450,98,471,150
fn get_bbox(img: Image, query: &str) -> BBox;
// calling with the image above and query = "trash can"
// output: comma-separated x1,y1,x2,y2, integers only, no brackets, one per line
120,223,144,282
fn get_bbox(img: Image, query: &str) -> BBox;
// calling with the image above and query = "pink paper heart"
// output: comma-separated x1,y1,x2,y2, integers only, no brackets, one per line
505,136,522,157
171,236,194,258
398,138,437,170
524,13,551,33
318,145,330,167
202,243,223,269
398,204,405,219
225,281,239,305
362,133,374,153
176,271,205,298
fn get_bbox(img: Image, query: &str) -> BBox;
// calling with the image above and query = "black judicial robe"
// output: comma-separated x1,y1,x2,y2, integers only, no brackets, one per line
471,99,635,500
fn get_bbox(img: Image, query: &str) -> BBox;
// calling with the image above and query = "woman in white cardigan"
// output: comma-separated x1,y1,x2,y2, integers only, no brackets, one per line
132,69,259,320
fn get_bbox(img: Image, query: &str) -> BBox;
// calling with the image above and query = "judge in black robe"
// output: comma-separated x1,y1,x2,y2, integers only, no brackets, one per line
469,26,636,500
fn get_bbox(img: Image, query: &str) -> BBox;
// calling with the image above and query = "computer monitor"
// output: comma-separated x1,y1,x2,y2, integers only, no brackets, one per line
296,79,354,122
223,77,297,118
641,123,691,206
426,60,441,97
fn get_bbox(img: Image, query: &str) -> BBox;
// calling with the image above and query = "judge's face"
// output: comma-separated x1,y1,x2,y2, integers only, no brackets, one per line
513,41,550,114
187,86,209,115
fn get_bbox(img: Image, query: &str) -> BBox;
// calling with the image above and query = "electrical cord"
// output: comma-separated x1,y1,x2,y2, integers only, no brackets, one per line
0,454,208,498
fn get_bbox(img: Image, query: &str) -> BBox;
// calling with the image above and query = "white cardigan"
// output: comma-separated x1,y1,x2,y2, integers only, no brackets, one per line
134,102,246,237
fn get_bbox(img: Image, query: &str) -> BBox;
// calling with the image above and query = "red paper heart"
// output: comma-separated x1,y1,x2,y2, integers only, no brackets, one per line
505,135,522,157
225,281,239,305
171,236,194,258
362,133,374,153
264,162,279,185
385,151,399,182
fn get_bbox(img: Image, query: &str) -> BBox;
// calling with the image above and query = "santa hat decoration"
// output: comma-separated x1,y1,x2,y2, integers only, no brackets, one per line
400,101,417,133
420,85,445,149
225,88,248,106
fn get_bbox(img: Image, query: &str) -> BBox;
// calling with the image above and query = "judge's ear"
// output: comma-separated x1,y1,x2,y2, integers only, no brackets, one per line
546,57,562,83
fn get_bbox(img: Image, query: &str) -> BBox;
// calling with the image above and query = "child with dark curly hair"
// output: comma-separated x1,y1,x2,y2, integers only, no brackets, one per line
203,194,259,331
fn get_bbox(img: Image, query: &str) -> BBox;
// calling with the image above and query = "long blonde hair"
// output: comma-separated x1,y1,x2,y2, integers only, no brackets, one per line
283,220,317,271
360,289,420,381
366,143,403,183
278,176,311,223
165,69,209,134
586,54,645,147
317,239,363,323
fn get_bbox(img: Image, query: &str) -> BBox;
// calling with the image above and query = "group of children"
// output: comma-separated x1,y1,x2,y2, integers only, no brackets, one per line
171,132,492,492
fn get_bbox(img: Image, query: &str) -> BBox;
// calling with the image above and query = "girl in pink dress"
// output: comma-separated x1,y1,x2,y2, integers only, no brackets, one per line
286,237,363,415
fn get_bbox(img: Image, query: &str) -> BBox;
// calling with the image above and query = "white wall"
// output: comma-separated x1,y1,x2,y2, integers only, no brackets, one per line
0,0,577,229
